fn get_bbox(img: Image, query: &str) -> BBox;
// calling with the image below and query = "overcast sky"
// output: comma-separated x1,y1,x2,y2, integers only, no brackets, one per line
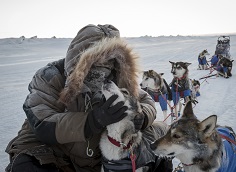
1,0,236,38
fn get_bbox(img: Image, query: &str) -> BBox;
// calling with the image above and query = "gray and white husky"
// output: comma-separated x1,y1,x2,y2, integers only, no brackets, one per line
150,101,236,172
100,80,145,172
140,70,172,123
169,61,192,118
198,49,210,70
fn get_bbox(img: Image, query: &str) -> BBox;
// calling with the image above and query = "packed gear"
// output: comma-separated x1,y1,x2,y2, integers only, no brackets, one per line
215,36,231,58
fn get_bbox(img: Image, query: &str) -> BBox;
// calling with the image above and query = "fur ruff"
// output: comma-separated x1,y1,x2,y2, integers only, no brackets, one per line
60,37,140,104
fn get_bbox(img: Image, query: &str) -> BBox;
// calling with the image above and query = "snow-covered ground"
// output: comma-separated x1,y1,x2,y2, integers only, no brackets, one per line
0,35,235,171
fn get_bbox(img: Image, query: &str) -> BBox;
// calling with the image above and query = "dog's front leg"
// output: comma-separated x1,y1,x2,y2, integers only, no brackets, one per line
178,101,182,117
174,101,179,119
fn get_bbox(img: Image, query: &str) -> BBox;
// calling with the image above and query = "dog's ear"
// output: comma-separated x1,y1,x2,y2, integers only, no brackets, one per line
149,70,154,75
182,101,195,119
231,60,234,62
185,62,191,67
198,115,217,137
169,61,174,65
142,70,148,76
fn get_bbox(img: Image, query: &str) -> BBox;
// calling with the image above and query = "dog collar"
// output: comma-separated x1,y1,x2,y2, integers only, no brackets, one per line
107,136,132,149
182,162,195,166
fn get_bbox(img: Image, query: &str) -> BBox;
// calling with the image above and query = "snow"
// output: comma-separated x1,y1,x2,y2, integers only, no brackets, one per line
0,35,235,171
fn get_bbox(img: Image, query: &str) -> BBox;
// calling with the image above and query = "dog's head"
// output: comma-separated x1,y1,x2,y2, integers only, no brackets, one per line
150,101,220,162
102,80,141,113
140,70,164,90
220,57,234,69
102,80,142,137
199,49,210,58
169,61,191,79
191,79,200,90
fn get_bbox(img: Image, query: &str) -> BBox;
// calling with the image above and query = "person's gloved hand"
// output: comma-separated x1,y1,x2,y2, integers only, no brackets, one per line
94,94,128,127
85,94,128,138
133,113,147,131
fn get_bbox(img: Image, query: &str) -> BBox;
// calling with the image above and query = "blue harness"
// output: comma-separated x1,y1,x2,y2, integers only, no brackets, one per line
142,87,168,111
216,127,236,172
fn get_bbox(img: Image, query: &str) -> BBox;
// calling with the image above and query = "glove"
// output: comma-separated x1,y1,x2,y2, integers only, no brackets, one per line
85,94,128,138
133,113,147,131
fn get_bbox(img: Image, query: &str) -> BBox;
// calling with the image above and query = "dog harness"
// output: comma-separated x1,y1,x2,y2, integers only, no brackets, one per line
198,56,208,65
101,135,158,172
216,127,236,172
181,127,236,172
142,87,168,111
170,77,191,105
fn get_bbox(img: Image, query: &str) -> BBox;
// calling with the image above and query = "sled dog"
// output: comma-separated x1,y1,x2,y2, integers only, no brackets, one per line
100,80,145,172
150,101,236,172
190,79,200,101
216,56,234,78
169,61,191,118
140,70,172,122
198,49,210,70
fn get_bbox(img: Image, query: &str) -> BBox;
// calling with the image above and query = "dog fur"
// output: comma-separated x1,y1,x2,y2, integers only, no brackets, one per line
169,61,192,118
198,49,210,70
216,56,234,78
100,80,144,172
140,70,172,122
190,79,200,102
150,101,236,172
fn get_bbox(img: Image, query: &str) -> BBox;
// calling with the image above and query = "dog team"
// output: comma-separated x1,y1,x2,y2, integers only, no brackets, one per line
198,36,234,78
5,24,235,172
140,61,200,123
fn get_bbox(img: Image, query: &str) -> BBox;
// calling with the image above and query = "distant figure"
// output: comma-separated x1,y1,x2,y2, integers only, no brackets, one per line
19,36,25,43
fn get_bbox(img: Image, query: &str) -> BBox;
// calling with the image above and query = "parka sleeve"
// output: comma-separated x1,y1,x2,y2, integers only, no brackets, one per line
138,89,157,128
23,62,88,145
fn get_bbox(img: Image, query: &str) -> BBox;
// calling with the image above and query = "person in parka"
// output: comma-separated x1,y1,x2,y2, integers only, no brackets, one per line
5,24,172,172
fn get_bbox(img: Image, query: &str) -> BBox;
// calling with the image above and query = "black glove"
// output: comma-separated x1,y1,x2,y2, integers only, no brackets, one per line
85,94,128,138
133,113,147,131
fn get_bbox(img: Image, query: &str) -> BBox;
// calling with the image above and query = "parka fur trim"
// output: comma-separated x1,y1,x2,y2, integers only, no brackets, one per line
60,37,141,104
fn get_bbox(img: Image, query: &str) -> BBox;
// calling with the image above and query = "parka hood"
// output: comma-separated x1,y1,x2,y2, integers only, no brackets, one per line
60,37,141,104
65,24,120,77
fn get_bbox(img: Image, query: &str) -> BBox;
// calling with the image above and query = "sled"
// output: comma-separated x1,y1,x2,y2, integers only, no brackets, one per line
215,36,230,58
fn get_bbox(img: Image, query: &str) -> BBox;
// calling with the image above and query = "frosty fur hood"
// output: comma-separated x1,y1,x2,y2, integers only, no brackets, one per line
60,37,141,104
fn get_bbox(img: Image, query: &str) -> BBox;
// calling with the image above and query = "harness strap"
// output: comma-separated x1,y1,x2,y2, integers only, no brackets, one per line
219,134,236,145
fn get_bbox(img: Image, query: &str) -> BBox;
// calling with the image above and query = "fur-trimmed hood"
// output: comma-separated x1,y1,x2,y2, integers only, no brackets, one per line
60,37,141,104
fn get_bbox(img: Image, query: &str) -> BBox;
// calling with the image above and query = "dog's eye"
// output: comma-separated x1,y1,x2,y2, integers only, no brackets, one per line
173,133,181,139
145,78,148,80
121,89,129,96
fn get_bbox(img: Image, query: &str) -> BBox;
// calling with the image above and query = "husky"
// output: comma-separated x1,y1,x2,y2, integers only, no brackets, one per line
190,79,200,102
100,80,143,171
100,80,171,172
140,70,172,122
169,61,192,118
198,49,210,70
150,101,236,172
216,56,234,78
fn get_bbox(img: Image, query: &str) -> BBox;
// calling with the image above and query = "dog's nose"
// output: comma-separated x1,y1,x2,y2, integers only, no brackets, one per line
140,83,142,87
